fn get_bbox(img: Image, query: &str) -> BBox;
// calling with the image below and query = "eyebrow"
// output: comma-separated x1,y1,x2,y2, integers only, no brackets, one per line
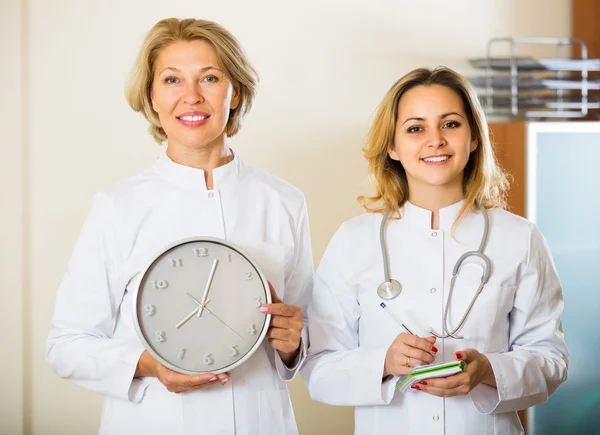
401,112,465,126
158,65,222,75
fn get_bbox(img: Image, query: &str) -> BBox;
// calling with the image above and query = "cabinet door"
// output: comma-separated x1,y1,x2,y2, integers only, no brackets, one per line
527,124,600,435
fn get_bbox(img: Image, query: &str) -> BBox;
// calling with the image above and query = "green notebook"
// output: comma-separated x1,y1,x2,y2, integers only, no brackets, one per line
396,360,467,392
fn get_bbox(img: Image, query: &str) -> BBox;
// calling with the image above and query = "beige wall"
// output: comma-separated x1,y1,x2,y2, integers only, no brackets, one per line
0,0,24,434
2,0,571,434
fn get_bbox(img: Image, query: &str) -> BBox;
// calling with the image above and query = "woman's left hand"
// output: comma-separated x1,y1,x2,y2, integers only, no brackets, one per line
414,349,496,397
260,282,304,366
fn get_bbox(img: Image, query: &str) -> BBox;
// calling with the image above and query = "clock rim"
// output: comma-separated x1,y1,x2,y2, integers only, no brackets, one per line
132,236,273,375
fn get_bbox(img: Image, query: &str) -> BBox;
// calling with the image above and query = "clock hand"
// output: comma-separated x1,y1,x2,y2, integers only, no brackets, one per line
197,259,219,318
175,298,212,329
186,292,244,340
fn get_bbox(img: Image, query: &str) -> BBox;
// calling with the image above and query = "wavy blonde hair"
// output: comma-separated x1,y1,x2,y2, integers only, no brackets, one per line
126,18,258,144
358,67,508,223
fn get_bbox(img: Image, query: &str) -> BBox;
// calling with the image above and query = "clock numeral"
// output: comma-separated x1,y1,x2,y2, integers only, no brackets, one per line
203,353,214,365
170,257,183,267
155,330,166,342
230,344,239,357
254,296,262,308
143,304,155,316
248,324,257,335
193,247,209,257
245,272,253,280
177,348,186,360
150,279,168,290
228,254,232,262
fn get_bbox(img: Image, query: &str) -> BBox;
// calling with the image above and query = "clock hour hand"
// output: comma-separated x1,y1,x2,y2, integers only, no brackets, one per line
175,298,211,329
197,259,219,318
186,292,243,340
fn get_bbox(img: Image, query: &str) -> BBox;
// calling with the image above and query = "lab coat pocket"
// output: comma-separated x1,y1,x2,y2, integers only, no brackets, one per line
257,389,296,435
237,242,289,300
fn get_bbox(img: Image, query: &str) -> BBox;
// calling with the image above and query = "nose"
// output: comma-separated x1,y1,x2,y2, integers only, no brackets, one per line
426,129,446,148
183,82,204,105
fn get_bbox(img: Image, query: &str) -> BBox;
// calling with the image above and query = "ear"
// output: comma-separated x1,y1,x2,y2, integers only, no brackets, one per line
230,84,240,111
150,88,157,112
470,137,478,153
388,142,400,161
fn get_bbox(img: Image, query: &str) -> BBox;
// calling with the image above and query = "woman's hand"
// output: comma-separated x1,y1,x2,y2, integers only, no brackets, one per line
412,349,495,396
135,350,230,393
260,282,304,366
384,333,437,377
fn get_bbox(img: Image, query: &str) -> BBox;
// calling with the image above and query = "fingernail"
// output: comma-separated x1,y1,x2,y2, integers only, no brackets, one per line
431,346,438,353
419,381,428,385
455,352,461,359
221,378,229,385
411,384,421,390
259,306,268,313
209,377,217,382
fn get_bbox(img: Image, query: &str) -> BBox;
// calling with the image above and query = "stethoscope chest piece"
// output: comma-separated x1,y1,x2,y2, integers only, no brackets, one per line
377,280,402,300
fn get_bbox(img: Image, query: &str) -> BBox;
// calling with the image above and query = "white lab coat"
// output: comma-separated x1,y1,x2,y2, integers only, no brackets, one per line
46,153,314,435
305,200,568,435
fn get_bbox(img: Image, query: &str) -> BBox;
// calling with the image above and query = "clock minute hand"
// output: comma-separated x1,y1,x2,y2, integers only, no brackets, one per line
197,259,219,318
186,292,243,340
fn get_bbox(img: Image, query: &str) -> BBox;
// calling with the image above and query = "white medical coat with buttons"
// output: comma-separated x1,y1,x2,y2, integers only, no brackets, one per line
305,201,568,435
46,153,314,435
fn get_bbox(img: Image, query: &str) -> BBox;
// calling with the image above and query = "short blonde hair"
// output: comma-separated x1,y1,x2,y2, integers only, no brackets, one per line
126,18,258,144
359,67,509,223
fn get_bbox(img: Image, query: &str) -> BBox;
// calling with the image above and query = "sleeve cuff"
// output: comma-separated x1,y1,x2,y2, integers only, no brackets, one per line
124,344,151,403
470,351,548,414
275,329,308,381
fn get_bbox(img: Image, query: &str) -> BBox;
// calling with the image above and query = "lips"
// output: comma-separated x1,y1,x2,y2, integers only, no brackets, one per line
176,111,210,127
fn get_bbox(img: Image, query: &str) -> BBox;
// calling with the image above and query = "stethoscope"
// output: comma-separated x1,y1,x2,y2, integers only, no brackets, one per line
377,203,491,339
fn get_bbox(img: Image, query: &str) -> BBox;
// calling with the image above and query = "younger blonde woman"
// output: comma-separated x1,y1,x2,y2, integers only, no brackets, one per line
305,67,568,435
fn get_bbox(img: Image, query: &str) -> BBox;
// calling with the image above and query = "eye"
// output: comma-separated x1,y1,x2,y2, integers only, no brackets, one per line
407,125,422,133
443,121,460,128
203,75,218,83
164,76,179,84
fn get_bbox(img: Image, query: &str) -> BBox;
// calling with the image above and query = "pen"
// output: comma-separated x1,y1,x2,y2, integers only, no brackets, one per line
380,302,415,335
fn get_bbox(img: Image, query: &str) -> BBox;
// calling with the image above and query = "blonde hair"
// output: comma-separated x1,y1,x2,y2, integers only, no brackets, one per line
126,18,258,144
358,67,508,223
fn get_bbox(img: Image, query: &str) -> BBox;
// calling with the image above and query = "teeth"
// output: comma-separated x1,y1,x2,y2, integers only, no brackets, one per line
180,115,207,121
423,156,449,163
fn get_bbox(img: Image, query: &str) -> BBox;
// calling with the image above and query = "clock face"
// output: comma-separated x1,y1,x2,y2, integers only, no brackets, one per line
133,237,271,374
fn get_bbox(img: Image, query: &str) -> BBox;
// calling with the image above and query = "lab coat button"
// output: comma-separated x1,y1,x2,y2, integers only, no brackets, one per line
208,192,214,198
431,231,438,237
433,415,439,421
430,288,436,294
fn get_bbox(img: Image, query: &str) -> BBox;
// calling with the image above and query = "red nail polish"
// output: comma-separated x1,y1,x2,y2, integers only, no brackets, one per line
455,352,461,359
431,346,438,353
419,381,428,385
411,384,421,390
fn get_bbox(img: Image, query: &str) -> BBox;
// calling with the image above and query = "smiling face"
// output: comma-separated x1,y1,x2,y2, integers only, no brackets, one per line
388,84,478,201
151,39,239,154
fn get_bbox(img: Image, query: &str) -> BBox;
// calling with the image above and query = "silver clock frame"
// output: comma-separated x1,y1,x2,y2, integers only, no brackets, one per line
132,236,272,375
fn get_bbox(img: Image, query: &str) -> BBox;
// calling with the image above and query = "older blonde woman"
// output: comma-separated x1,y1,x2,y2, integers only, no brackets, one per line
305,67,568,434
46,18,312,435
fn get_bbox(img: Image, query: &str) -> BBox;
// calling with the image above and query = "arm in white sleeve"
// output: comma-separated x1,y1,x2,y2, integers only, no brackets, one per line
303,223,397,406
46,192,148,402
471,222,569,414
275,194,314,381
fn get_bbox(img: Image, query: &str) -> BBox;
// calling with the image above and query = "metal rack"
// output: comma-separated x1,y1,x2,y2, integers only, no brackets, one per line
468,37,600,119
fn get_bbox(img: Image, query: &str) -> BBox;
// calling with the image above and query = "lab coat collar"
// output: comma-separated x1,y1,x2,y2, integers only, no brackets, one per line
154,150,243,190
401,200,465,231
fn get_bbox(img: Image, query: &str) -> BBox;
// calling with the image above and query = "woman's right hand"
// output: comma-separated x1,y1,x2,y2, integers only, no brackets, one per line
135,350,230,393
384,334,438,377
